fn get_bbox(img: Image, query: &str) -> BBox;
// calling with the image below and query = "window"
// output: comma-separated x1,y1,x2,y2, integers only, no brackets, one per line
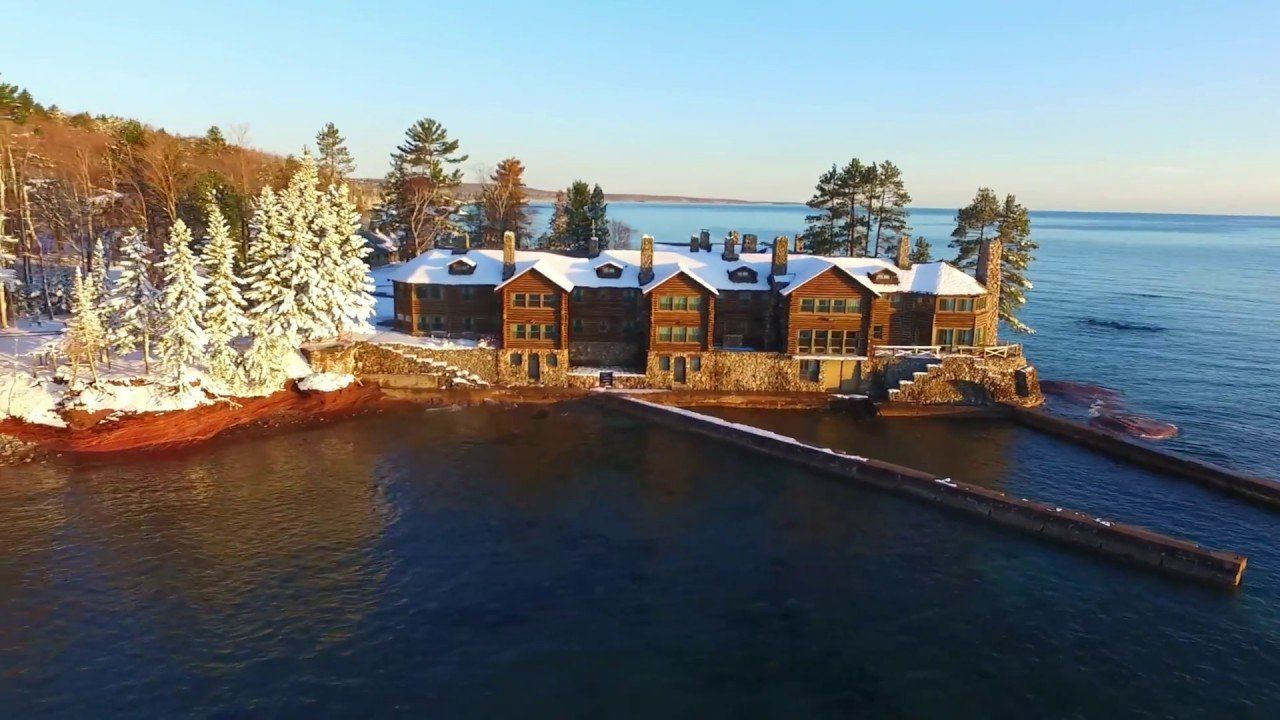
429,286,443,300
891,294,905,308
688,327,702,342
599,320,610,333
846,297,863,313
514,324,527,339
573,318,584,333
542,293,557,307
673,326,688,342
596,263,622,279
690,356,702,372
936,328,975,346
976,297,988,310
833,298,846,313
417,315,427,331
800,298,815,313
688,296,701,310
939,297,975,312
816,298,831,313
814,330,828,350
513,293,526,307
544,324,556,339
658,326,672,342
658,296,672,310
799,359,820,382
873,325,884,340
463,317,474,332
529,324,542,340
430,316,444,331
659,355,671,371
460,286,475,300
975,327,987,344
511,353,522,366
546,353,559,367
572,288,584,302
798,329,813,353
673,296,688,311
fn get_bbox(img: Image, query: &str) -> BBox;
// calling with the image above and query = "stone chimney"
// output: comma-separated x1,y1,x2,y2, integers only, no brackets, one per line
743,233,758,253
895,233,912,270
451,234,470,255
699,229,712,252
502,230,516,280
771,235,789,277
588,234,600,258
722,231,739,261
639,234,655,285
976,237,1002,295
689,234,699,253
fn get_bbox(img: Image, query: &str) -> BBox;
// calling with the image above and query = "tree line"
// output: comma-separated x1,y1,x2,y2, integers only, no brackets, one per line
800,158,1037,332
59,154,373,390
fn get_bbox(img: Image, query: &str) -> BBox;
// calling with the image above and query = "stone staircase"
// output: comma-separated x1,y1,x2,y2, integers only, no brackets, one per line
885,356,944,402
378,345,491,389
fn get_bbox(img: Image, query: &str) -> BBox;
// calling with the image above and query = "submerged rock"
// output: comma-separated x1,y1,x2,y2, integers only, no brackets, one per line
1090,410,1179,440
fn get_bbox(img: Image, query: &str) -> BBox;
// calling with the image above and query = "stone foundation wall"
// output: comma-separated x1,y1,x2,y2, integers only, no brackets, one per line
496,349,571,387
887,354,1042,407
564,371,650,390
306,342,499,385
643,350,824,392
569,341,642,368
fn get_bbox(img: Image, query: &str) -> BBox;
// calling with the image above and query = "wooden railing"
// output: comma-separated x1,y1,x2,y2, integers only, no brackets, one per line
873,344,1022,359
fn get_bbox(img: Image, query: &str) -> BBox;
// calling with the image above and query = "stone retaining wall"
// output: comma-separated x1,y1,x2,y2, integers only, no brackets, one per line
599,394,1246,588
644,350,824,392
879,354,1043,407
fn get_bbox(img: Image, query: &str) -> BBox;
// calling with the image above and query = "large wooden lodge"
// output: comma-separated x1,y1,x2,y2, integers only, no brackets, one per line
386,230,1006,392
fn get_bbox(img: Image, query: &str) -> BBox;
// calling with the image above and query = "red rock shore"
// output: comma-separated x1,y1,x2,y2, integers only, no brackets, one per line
0,381,389,454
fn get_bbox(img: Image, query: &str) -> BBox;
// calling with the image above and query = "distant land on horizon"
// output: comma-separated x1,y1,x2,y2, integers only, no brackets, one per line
350,179,1278,217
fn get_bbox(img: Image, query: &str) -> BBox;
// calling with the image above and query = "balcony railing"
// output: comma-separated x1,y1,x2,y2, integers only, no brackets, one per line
873,344,1022,359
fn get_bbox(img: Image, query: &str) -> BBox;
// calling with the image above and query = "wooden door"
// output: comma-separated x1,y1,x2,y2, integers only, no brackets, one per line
528,353,541,382
674,356,687,384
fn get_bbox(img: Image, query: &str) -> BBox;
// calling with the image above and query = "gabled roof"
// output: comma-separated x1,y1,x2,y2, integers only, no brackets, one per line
448,256,477,267
641,263,720,296
384,244,986,297
494,260,575,293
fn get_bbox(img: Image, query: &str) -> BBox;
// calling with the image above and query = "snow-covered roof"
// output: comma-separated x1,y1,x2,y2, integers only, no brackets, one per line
779,255,987,297
385,245,986,296
360,229,399,253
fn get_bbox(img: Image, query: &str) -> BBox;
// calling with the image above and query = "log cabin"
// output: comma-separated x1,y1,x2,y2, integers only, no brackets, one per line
386,229,1001,388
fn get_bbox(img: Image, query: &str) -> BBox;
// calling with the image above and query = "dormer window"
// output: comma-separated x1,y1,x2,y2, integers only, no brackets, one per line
868,268,898,285
448,258,477,275
595,262,624,279
728,266,758,284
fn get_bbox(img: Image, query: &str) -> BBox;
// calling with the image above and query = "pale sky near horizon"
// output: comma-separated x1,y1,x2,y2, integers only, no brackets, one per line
7,1,1278,214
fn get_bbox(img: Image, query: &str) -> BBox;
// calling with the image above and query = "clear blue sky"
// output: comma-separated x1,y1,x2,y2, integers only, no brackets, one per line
7,1,1279,214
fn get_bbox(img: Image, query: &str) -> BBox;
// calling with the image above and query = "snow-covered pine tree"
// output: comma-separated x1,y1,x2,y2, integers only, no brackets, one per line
155,219,208,383
318,182,375,336
62,268,106,383
109,229,159,373
241,186,293,390
88,237,111,363
201,200,247,385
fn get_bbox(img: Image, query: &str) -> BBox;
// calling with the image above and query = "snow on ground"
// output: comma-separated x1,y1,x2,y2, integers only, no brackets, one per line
566,366,646,377
297,372,355,392
1,320,356,428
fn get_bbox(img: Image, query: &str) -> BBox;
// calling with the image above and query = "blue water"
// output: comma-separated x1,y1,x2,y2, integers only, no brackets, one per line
538,203,1280,477
2,206,1280,717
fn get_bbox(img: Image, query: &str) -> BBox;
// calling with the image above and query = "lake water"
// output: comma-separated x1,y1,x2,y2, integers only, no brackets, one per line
3,205,1280,717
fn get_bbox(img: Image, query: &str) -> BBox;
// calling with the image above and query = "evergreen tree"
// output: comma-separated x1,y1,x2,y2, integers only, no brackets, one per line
315,122,356,187
240,184,292,391
479,157,532,248
383,118,467,256
908,236,933,264
836,159,875,255
318,183,376,335
156,219,208,383
541,190,568,249
88,237,111,362
868,161,911,257
950,188,1038,333
557,181,595,253
204,126,227,150
109,229,159,372
62,269,106,382
201,199,246,385
802,165,845,255
588,184,610,249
